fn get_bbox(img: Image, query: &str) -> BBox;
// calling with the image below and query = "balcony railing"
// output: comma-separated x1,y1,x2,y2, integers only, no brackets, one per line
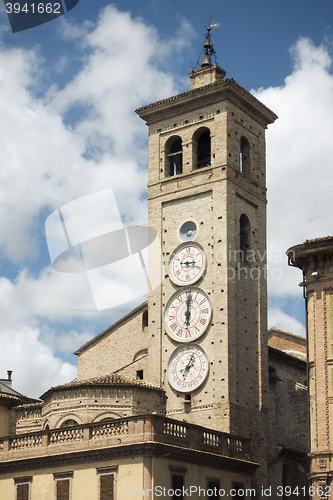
0,415,252,464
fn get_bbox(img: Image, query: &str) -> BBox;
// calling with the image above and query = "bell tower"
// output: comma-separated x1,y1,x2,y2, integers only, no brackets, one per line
136,25,277,469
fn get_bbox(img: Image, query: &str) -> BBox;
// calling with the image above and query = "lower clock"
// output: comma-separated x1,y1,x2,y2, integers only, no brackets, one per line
167,344,209,393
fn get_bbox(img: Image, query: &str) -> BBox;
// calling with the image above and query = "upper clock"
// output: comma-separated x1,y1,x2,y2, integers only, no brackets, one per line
169,242,206,286
164,287,211,342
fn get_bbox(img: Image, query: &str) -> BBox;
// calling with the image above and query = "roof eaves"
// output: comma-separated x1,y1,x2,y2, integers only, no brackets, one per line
136,78,277,124
268,346,307,367
40,374,163,400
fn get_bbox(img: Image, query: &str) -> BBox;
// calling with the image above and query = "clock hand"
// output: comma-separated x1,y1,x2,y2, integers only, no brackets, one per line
181,259,196,270
184,293,192,327
179,354,195,380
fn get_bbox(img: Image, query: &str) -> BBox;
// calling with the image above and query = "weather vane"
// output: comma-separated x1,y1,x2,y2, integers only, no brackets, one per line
206,14,221,30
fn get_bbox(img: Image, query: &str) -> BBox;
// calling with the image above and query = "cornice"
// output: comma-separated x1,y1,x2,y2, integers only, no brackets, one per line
0,441,258,475
136,78,277,127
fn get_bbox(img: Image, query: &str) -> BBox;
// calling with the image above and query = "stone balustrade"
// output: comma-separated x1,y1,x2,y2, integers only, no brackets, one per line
0,415,252,464
49,428,84,445
163,421,187,439
10,434,43,451
91,420,128,439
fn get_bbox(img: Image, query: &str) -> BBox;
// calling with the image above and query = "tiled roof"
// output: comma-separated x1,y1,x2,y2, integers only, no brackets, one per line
0,392,22,403
41,374,163,399
14,402,43,411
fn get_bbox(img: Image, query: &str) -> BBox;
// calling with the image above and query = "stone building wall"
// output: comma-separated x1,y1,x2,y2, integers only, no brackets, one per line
267,347,308,492
76,303,148,382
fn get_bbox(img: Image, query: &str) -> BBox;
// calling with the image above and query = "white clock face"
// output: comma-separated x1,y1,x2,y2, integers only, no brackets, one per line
167,344,209,393
164,287,211,342
169,243,206,286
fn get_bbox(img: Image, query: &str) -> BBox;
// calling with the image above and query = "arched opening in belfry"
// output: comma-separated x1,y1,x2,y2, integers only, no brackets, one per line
166,136,183,176
240,214,251,262
240,136,250,176
193,128,211,169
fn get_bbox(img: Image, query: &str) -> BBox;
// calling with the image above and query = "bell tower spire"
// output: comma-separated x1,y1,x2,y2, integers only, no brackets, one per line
201,21,217,68
190,21,226,90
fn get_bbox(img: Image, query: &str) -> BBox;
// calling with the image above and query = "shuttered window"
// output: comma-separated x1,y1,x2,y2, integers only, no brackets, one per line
17,483,29,500
57,479,70,500
100,474,114,500
172,475,184,500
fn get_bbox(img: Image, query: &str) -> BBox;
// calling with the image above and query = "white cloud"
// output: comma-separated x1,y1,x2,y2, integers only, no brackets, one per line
0,5,331,398
268,307,306,337
0,326,76,398
254,37,333,300
0,7,195,397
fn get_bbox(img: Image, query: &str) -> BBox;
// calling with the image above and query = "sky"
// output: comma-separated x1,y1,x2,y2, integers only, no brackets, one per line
0,0,333,398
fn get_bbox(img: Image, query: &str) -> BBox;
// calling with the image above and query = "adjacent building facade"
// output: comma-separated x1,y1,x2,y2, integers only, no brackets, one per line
288,237,333,498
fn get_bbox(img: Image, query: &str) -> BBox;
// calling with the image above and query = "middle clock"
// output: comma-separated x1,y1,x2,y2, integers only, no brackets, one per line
164,287,212,342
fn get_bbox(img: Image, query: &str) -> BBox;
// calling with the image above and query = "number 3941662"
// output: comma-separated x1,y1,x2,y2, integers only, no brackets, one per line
5,3,61,14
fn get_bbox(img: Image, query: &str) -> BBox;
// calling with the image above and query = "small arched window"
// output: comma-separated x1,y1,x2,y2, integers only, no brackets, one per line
60,419,78,428
240,136,250,176
142,310,148,330
165,136,182,176
240,214,251,262
193,128,211,169
197,130,211,168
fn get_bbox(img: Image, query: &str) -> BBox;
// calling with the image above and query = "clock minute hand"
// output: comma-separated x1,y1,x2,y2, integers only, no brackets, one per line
184,293,192,328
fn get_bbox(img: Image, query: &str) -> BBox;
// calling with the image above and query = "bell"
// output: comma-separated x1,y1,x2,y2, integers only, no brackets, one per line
201,53,211,68
204,37,211,50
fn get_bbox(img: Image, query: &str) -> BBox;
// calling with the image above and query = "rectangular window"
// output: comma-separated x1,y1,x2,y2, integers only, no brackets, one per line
17,484,29,500
207,479,220,499
232,483,245,499
97,466,117,500
56,479,70,500
15,477,32,500
100,474,114,500
169,466,187,500
172,474,184,500
53,472,73,500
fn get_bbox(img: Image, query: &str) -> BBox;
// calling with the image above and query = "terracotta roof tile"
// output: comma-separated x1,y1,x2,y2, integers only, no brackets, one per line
41,374,163,399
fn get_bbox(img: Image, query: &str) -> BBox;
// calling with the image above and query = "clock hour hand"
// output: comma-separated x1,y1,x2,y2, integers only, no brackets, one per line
181,258,196,270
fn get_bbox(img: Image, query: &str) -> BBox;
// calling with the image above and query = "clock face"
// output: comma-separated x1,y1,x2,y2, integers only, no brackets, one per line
164,287,211,342
167,344,209,393
169,243,206,286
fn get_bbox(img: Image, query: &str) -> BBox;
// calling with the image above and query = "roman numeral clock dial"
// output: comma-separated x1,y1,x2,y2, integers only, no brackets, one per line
169,242,206,286
164,287,212,342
